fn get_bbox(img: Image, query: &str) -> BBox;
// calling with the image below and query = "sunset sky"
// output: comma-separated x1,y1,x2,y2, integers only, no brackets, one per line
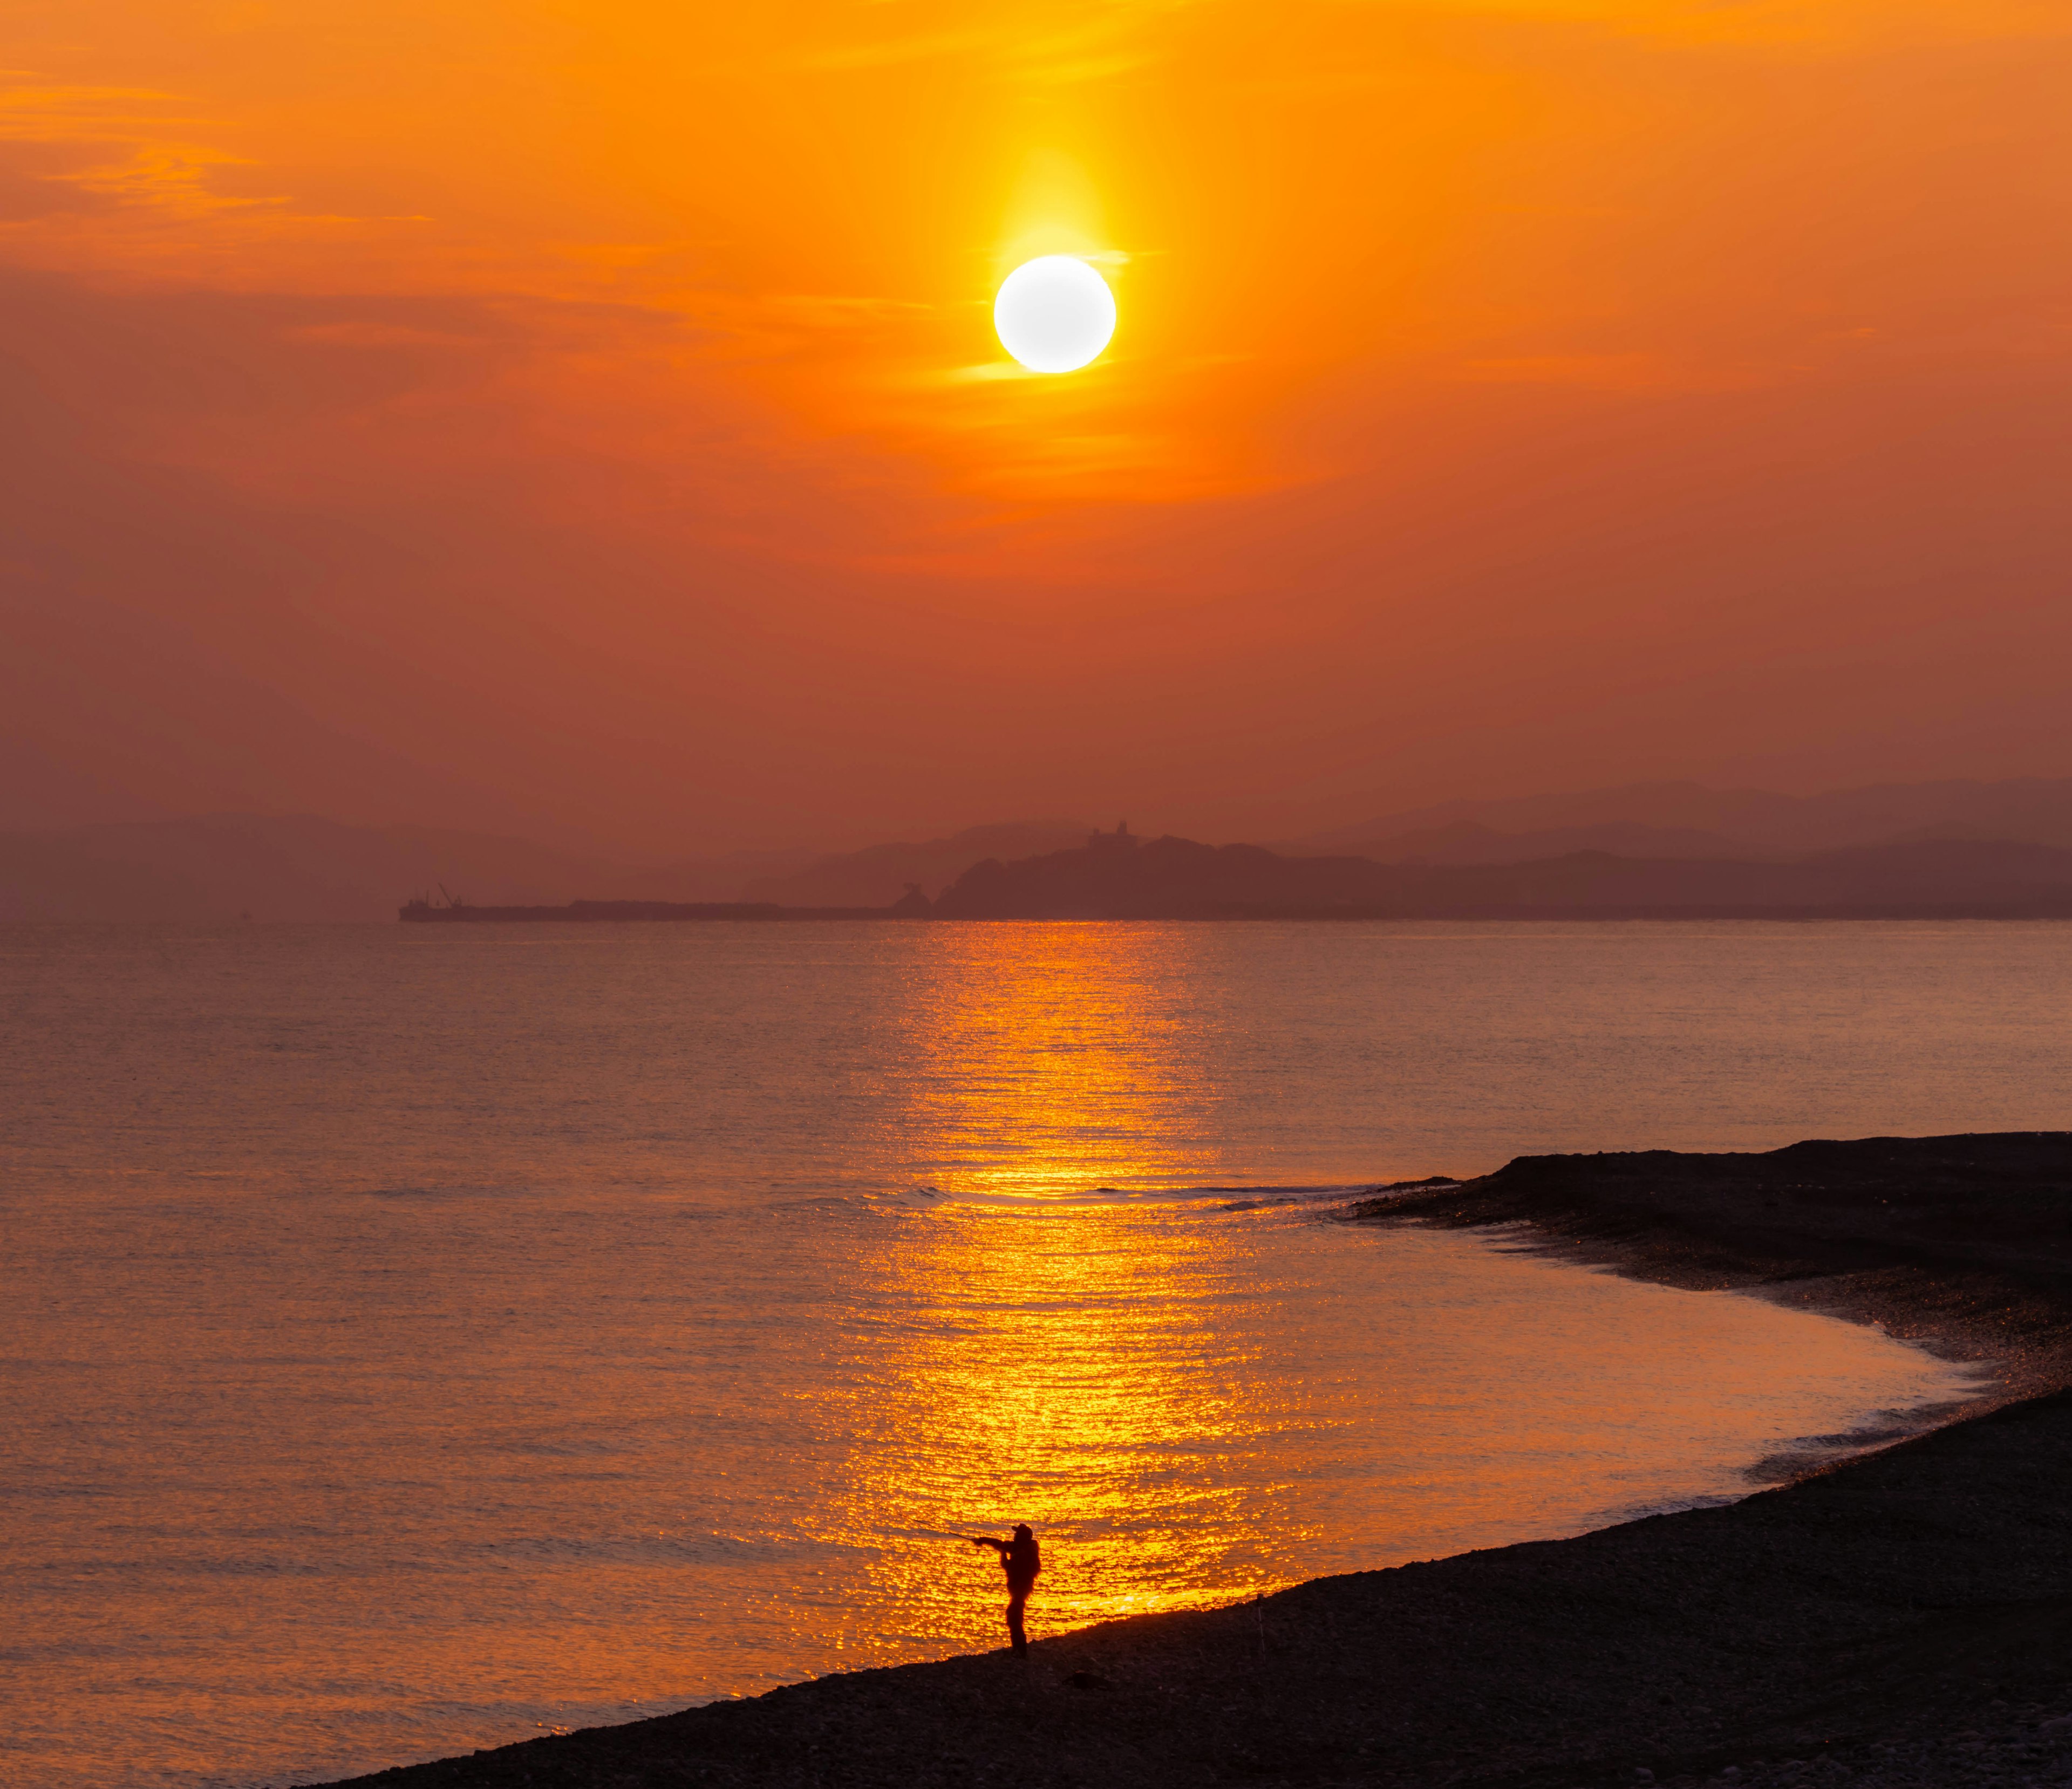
5,0,2068,855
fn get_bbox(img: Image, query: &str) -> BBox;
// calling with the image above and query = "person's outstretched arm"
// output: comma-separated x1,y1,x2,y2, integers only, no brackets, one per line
970,1536,1008,1555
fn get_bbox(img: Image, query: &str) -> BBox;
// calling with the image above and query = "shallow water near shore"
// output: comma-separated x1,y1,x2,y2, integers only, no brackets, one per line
5,919,2065,1789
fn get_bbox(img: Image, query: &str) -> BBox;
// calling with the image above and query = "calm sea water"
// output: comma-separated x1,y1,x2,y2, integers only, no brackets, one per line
5,919,2066,1789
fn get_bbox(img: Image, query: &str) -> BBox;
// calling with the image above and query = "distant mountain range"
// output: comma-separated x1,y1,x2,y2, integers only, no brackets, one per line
1282,778,2072,863
932,830,2072,920
5,779,2072,922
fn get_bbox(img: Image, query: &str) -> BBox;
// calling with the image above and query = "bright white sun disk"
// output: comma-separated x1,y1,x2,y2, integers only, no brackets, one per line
994,256,1116,373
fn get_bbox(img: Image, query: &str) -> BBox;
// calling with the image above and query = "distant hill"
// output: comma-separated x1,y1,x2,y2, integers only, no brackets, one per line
932,830,2072,919
1297,819,1768,866
1290,777,2072,862
13,782,2072,923
744,820,1096,908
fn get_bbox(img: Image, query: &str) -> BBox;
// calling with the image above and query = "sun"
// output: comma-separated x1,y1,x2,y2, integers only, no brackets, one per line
993,256,1116,374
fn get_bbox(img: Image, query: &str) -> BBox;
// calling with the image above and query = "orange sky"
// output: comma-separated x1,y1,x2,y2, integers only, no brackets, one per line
3,0,2069,852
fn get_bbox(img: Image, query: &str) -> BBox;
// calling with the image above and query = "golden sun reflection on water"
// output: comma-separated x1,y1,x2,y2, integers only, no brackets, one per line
813,924,1298,1651
877,923,1238,1197
816,1201,1284,1658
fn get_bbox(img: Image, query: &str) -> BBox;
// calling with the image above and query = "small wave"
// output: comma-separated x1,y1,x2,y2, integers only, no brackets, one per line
846,1181,1375,1215
475,1529,861,1567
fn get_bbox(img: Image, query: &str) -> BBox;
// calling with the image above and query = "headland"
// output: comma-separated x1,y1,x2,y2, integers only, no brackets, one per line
397,828,2072,924
311,1132,2072,1789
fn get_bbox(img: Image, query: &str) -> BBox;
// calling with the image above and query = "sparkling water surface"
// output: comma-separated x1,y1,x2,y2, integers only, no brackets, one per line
6,919,2067,1789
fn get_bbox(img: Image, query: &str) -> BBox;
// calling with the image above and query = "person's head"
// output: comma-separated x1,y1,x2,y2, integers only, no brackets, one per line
1013,1523,1032,1539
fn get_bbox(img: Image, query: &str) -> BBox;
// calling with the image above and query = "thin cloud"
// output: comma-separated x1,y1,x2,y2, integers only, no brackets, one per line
1418,0,2070,49
775,5,1176,83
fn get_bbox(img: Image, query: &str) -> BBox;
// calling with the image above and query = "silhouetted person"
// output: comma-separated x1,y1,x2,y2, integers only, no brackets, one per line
970,1523,1040,1655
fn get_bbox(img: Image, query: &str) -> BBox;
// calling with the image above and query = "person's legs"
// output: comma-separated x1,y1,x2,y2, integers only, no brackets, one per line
1006,1591,1027,1655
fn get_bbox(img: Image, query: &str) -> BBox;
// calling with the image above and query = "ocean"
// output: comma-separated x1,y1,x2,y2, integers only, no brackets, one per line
6,918,2066,1788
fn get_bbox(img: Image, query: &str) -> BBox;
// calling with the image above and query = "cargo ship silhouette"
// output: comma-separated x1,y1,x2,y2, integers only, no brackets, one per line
399,884,934,922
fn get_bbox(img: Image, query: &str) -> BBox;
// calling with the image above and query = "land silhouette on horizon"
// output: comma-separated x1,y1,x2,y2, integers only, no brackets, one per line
397,822,2072,923
12,777,2072,924
923,824,2072,920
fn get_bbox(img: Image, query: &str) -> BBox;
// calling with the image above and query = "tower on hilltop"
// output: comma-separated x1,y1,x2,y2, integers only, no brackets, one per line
1089,819,1136,852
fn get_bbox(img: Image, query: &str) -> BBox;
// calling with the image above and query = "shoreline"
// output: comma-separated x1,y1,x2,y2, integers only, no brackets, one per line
1348,1132,2072,1415
311,1132,2072,1789
1466,1224,2008,1488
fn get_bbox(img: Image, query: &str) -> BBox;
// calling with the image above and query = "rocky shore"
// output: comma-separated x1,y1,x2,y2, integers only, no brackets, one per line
313,1132,2072,1789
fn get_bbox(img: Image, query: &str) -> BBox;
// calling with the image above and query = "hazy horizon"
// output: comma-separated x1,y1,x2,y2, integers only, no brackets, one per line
17,769,2072,868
